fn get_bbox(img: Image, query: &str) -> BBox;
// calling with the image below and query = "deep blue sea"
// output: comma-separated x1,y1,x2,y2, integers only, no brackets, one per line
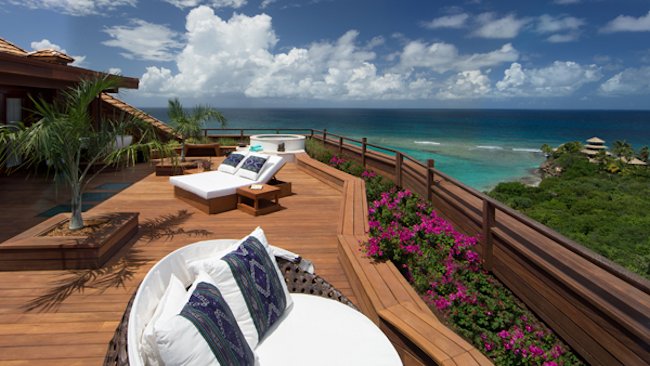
142,108,650,191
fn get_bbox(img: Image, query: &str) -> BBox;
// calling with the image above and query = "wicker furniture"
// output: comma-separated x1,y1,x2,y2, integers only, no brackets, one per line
236,184,281,216
103,257,356,366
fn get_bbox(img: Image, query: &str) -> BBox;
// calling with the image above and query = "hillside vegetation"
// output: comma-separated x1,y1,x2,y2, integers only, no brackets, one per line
489,145,650,279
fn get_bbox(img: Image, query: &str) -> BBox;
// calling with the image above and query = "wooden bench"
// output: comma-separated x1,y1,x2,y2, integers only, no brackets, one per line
295,153,492,366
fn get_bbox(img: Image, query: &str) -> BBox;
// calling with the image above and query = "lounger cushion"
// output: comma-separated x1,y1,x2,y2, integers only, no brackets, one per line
218,152,247,174
141,274,186,366
155,272,256,366
169,155,285,200
236,154,269,181
186,227,292,348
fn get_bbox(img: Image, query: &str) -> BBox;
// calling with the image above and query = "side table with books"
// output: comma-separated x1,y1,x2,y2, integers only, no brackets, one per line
236,184,282,216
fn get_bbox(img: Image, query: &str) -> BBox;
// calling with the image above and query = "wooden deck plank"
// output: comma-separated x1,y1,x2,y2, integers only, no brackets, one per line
0,161,355,363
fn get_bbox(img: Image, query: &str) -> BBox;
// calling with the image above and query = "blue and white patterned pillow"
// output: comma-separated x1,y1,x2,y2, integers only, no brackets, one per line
236,155,269,180
221,236,287,339
180,282,255,365
218,153,247,174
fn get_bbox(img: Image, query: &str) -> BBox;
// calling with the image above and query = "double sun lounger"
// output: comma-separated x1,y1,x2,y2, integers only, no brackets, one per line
169,152,286,214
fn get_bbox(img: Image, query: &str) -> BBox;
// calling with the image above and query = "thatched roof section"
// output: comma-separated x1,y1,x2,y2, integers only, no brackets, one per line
27,49,74,65
100,93,177,139
0,38,27,56
584,144,607,150
586,137,605,144
621,157,648,166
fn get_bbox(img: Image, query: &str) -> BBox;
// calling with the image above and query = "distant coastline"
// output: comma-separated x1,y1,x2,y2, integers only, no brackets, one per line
142,107,650,191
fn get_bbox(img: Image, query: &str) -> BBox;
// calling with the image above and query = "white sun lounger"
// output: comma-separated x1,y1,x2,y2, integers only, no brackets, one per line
169,154,286,214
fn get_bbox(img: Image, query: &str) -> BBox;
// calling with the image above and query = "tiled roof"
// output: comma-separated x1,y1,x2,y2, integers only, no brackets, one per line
0,37,27,56
100,93,177,139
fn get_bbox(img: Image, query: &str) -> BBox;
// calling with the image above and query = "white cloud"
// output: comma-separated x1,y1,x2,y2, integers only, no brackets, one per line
163,0,247,9
397,42,519,73
602,11,650,33
103,19,183,61
537,14,584,33
30,39,86,67
496,61,602,96
546,33,580,43
6,0,135,16
260,0,276,8
422,13,469,29
553,0,580,4
473,13,530,39
599,67,650,95
108,68,122,75
437,70,491,99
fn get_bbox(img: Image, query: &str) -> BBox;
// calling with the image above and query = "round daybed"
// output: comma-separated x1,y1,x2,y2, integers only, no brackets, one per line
104,239,402,366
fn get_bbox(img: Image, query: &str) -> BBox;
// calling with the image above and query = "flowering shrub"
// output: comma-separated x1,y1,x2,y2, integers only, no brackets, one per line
366,188,583,366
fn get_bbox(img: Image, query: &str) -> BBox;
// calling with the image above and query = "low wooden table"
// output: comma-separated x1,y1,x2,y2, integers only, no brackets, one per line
236,184,281,216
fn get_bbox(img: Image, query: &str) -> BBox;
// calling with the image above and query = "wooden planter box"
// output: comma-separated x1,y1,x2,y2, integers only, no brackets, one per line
0,212,139,271
155,160,198,176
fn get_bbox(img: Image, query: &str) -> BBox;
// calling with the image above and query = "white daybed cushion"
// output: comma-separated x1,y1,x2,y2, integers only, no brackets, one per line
154,272,256,366
235,153,270,181
256,294,402,366
140,274,186,366
217,152,248,174
169,155,285,200
186,227,293,349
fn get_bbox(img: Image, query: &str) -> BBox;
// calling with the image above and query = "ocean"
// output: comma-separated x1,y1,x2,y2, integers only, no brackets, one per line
141,108,650,191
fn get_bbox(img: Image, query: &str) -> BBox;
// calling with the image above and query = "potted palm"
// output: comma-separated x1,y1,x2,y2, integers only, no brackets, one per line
0,76,163,269
167,98,227,162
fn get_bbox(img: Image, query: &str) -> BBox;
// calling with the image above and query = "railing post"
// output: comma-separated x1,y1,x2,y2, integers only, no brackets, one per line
395,152,403,187
339,137,343,154
482,200,496,271
240,129,244,143
427,159,435,201
204,129,208,138
310,129,314,140
361,138,367,167
323,129,327,146
276,129,279,134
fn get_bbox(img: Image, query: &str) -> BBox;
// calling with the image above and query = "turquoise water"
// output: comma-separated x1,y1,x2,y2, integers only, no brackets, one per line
142,108,650,191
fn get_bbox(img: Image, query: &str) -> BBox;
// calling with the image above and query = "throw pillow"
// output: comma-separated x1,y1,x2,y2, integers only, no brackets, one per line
155,272,256,366
218,152,247,174
236,154,269,181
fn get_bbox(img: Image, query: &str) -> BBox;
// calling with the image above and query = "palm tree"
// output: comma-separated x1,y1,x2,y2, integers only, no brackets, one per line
167,98,227,161
0,76,162,230
612,140,634,160
638,146,649,162
540,143,553,158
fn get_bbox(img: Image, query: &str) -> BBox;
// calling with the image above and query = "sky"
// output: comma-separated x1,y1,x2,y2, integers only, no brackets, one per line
1,0,650,109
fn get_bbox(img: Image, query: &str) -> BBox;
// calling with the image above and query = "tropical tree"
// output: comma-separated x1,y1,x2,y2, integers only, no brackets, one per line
0,76,162,230
540,143,553,158
167,98,227,161
638,146,649,162
612,140,634,160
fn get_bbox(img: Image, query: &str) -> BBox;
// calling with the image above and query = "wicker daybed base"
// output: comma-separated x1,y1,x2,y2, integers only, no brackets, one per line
103,257,357,366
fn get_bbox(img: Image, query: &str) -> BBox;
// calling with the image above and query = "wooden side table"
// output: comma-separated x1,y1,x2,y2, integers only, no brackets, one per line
236,184,282,216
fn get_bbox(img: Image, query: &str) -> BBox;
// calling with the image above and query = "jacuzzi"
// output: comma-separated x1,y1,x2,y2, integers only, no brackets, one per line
250,134,306,152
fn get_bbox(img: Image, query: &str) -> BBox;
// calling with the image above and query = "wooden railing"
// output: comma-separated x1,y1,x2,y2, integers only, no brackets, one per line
205,128,650,365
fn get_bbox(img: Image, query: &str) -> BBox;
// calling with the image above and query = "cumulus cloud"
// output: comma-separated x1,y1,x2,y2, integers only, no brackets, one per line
30,39,86,67
537,14,584,33
5,0,135,16
599,67,650,95
103,19,183,61
260,0,277,8
437,70,491,99
601,11,650,33
397,42,518,73
422,13,469,29
163,0,247,9
496,61,602,96
473,13,530,39
553,0,580,4
108,67,122,75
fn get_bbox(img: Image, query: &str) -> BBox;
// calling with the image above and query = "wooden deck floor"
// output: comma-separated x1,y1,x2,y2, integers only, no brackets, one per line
0,160,355,365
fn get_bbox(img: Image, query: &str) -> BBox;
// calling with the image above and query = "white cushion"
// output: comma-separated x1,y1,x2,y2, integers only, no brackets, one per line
186,227,292,348
256,294,402,366
217,152,248,174
154,272,257,366
235,153,270,181
140,274,187,366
